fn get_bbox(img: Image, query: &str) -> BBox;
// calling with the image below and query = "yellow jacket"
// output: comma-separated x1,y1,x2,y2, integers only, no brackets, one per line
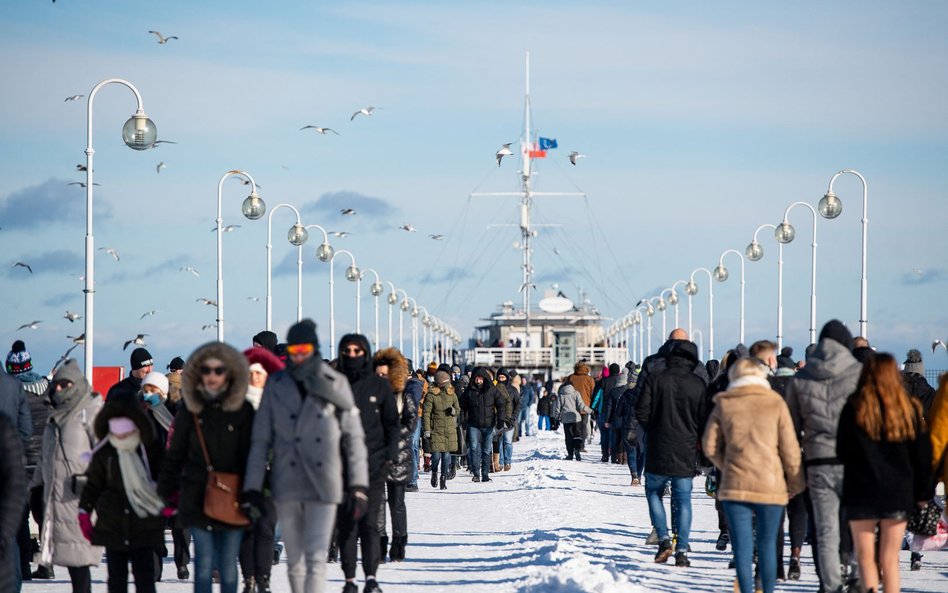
929,373,948,488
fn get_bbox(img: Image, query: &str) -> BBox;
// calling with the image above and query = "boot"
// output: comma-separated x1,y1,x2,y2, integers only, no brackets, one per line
423,456,431,472
430,469,438,488
242,576,256,593
492,453,500,472
440,475,447,490
32,566,55,579
379,536,388,564
390,536,407,562
257,576,271,593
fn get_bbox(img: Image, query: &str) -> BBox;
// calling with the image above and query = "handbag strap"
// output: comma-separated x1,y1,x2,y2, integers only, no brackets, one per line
192,413,214,472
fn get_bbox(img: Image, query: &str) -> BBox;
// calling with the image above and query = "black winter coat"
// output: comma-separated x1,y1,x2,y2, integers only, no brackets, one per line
903,372,936,418
387,389,418,485
635,341,709,477
107,375,143,402
79,442,165,550
0,414,27,593
348,372,399,482
460,369,506,429
537,394,552,417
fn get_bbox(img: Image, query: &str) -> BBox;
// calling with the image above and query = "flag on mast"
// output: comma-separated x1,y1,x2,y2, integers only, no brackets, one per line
538,137,558,150
526,141,547,158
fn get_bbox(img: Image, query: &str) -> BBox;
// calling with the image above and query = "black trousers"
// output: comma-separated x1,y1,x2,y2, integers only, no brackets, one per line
563,422,583,458
375,482,407,539
337,478,384,580
67,565,92,593
16,504,31,574
239,497,276,580
172,527,191,570
106,547,156,593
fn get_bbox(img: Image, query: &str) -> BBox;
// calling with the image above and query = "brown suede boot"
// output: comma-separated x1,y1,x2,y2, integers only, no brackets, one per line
492,453,501,472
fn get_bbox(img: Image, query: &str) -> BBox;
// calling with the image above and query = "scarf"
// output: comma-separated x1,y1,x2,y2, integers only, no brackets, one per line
108,431,165,518
728,375,772,390
48,383,89,426
246,385,263,410
147,401,175,432
288,356,352,410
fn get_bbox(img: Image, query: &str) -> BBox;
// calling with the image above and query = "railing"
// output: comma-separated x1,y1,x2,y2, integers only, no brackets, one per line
462,347,628,369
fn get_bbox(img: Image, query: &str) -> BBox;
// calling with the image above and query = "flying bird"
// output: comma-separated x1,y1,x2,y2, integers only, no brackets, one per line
75,164,88,172
179,266,200,277
399,224,416,232
340,208,356,216
52,343,81,373
196,297,218,307
98,247,120,261
350,106,377,121
64,311,81,322
123,334,148,351
568,151,586,165
933,340,948,354
140,310,160,320
232,177,260,188
64,95,85,102
211,224,241,233
156,162,167,174
300,125,340,135
68,334,85,344
246,296,260,302
429,234,445,240
202,324,218,331
13,262,32,274
553,247,561,256
17,321,42,331
146,140,177,149
496,143,514,167
148,30,179,44
518,282,537,293
68,181,101,188
329,231,351,238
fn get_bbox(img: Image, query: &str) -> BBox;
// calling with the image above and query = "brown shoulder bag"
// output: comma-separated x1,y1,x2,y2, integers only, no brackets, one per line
193,413,250,527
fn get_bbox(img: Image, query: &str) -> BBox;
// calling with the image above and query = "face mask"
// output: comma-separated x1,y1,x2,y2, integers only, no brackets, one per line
341,354,365,372
144,393,163,407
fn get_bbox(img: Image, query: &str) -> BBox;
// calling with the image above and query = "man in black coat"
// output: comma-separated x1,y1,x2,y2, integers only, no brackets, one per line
634,338,708,567
107,348,155,401
459,367,505,483
335,334,399,593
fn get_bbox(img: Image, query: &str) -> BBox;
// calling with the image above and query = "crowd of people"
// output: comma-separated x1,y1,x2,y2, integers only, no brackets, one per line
0,318,945,593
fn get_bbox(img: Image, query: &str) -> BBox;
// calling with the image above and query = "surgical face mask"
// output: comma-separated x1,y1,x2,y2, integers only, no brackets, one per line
144,393,163,407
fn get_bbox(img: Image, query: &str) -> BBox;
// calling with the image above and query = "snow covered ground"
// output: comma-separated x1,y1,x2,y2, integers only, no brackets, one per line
25,429,946,592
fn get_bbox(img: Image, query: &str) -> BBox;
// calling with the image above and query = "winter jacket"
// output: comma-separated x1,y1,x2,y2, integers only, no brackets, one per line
459,368,506,429
565,362,596,407
784,338,862,463
537,393,551,417
423,384,460,453
20,372,51,476
244,356,368,505
0,414,27,593
0,370,31,450
107,374,143,402
929,375,948,489
495,382,517,429
34,369,103,567
635,340,709,477
837,399,933,513
702,379,806,506
157,342,255,531
78,440,165,550
374,347,417,485
601,371,629,427
166,371,183,405
519,382,537,410
551,384,591,424
902,371,936,418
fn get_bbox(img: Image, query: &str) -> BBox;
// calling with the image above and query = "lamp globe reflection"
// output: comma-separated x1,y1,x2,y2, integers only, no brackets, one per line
686,280,699,296
287,223,308,246
745,241,764,262
121,112,158,150
344,264,360,282
713,264,729,282
241,193,266,220
775,222,796,244
370,282,383,297
400,299,410,312
387,292,398,305
657,298,667,311
669,291,679,306
819,190,843,219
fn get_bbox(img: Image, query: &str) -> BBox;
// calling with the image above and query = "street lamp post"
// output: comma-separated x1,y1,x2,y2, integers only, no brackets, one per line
385,282,398,347
687,267,714,360
407,298,419,364
692,329,704,363
362,269,383,352
418,307,430,364
746,223,781,347
266,204,308,331
328,249,359,359
670,280,688,330
217,170,265,344
775,202,819,346
635,309,645,360
82,78,158,381
714,249,746,345
821,169,869,339
630,316,638,363
397,290,409,353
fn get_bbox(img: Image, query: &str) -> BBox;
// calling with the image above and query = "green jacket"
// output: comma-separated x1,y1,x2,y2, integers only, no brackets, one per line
423,385,460,453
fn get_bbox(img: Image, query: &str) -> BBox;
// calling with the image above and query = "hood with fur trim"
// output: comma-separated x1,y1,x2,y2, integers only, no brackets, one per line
181,342,249,414
373,347,409,394
573,361,591,375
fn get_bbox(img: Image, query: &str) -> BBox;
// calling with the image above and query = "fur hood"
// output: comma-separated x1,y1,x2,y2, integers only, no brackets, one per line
373,347,409,394
573,361,591,375
181,342,249,414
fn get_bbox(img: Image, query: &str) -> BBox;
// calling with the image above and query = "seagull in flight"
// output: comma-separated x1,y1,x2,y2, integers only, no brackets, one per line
568,151,586,165
496,143,514,167
196,297,218,307
64,311,81,322
340,208,356,216
99,247,120,261
211,224,241,233
232,177,260,188
350,106,377,121
17,321,42,331
140,310,160,320
329,231,351,238
68,181,101,188
429,234,445,240
179,266,200,277
68,334,86,344
53,343,81,372
300,125,340,135
65,95,85,102
553,247,561,256
75,164,88,172
933,339,948,354
202,324,218,331
148,30,179,44
146,140,177,149
399,224,416,232
247,296,260,302
156,162,167,174
123,334,148,351
13,262,32,274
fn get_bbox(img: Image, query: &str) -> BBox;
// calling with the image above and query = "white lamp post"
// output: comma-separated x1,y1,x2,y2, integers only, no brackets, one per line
669,280,688,330
821,169,869,340
746,223,780,347
216,170,265,344
407,298,419,364
361,269,383,352
328,249,359,359
692,329,704,363
418,307,430,363
397,289,409,353
714,249,746,345
634,309,645,360
385,282,398,348
266,204,308,331
82,79,158,380
687,267,714,360
775,202,819,346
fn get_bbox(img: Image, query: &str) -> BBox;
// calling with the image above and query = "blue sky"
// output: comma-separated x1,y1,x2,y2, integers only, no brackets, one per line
1,1,947,374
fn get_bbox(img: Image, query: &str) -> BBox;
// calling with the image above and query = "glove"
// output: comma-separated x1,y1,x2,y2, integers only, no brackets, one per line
444,407,456,417
78,511,94,542
349,487,369,521
240,490,265,523
424,431,431,439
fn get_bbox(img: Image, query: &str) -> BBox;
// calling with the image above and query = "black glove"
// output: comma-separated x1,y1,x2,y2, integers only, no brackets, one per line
445,407,456,417
240,490,264,523
550,419,560,431
349,487,369,521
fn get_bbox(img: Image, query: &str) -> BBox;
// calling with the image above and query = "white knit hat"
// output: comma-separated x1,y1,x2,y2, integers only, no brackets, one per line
142,371,169,396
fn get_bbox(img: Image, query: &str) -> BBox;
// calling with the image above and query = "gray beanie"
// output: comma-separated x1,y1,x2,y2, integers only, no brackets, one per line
904,349,924,375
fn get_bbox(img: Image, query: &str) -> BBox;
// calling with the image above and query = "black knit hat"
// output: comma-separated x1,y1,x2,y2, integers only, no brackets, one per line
130,348,154,371
167,356,185,371
818,319,854,351
286,319,319,348
252,330,279,353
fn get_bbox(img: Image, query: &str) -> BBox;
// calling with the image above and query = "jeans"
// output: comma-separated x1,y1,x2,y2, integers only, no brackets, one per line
599,424,612,459
537,415,550,431
430,451,451,476
644,472,693,552
623,440,642,478
500,428,514,466
808,464,845,593
275,500,336,593
518,406,533,437
409,421,422,486
468,426,494,478
106,547,156,593
191,527,244,593
723,501,784,593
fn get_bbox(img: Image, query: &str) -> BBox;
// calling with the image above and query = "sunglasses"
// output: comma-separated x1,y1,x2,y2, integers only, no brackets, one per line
342,346,364,355
200,365,227,376
286,343,315,356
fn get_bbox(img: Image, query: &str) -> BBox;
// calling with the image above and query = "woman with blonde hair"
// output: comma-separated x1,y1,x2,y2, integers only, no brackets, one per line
837,353,933,593
702,357,805,593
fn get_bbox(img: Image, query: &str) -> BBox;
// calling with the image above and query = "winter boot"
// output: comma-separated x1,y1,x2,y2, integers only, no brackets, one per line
645,527,660,546
379,536,389,563
342,582,358,593
492,453,501,472
448,460,457,480
472,474,481,482
242,576,256,593
715,530,730,551
674,552,690,567
430,470,438,488
787,557,801,580
31,566,54,579
257,576,271,593
423,456,431,472
654,539,674,563
911,552,922,571
390,536,407,562
440,475,447,490
503,463,511,471
363,578,383,593
575,450,582,461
